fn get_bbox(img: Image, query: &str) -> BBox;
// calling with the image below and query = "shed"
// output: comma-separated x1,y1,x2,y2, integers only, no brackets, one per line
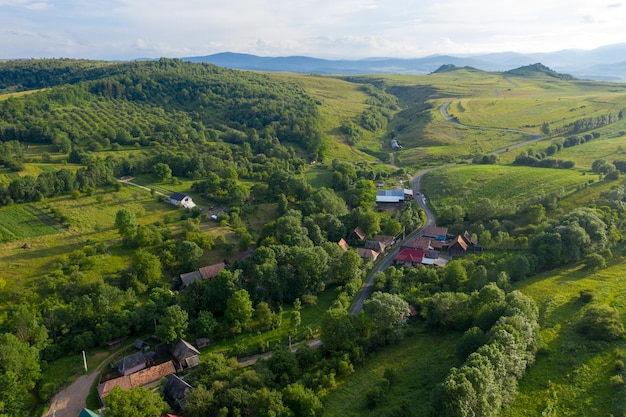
179,270,202,289
348,226,366,241
365,240,385,254
164,374,193,410
199,262,225,280
357,248,379,262
171,339,201,370
448,235,468,257
338,238,350,251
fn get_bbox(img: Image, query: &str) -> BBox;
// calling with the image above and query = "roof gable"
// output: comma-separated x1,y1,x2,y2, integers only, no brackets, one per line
116,351,146,374
170,192,188,201
198,263,225,280
396,247,424,263
338,238,350,251
179,271,202,287
172,339,200,360
165,374,193,401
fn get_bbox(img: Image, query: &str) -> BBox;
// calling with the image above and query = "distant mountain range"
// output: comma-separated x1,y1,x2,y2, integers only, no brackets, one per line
183,43,626,82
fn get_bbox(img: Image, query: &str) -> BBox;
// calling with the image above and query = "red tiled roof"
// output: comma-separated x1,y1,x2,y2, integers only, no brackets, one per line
395,248,424,263
98,361,176,400
374,235,395,246
450,235,468,251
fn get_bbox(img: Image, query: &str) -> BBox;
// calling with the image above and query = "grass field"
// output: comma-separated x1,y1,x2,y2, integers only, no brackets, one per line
0,205,61,242
321,327,460,417
420,164,591,215
501,256,626,417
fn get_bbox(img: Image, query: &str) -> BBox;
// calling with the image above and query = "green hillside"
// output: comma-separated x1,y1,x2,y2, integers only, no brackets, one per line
2,59,626,417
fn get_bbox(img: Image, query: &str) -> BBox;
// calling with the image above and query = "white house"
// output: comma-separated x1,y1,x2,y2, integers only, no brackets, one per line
169,192,196,209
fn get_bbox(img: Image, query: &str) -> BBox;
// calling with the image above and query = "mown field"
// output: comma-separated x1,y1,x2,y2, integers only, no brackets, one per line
420,164,591,215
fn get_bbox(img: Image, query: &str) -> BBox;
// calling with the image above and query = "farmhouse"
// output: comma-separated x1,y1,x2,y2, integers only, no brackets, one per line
395,247,425,267
98,361,176,404
164,374,193,411
169,192,196,209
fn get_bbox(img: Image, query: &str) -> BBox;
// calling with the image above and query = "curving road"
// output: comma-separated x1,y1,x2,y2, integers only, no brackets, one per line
348,100,546,315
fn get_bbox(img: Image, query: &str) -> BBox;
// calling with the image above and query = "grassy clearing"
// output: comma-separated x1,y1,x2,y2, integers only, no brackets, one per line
421,164,590,212
204,287,340,356
321,327,460,417
502,256,626,417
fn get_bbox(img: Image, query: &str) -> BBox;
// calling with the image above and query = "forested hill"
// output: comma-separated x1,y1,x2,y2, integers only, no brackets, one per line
0,58,326,166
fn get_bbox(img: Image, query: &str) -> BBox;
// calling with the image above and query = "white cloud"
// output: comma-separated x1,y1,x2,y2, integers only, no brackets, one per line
1,0,626,59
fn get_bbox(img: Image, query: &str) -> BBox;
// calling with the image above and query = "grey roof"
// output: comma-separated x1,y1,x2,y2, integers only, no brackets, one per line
179,270,202,288
171,339,200,361
170,192,188,201
116,351,146,374
164,374,193,402
133,339,147,350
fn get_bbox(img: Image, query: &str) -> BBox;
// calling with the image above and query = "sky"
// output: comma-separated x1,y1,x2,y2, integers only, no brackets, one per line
2,0,626,60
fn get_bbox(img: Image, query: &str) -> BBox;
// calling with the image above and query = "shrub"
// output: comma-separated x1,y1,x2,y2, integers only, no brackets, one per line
577,304,626,341
579,289,595,304
610,374,624,386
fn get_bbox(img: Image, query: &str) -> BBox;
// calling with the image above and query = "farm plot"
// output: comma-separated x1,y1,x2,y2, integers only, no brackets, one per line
0,205,60,242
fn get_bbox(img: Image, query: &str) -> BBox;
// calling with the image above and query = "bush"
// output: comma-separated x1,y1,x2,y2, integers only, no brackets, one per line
579,289,595,304
577,304,626,341
610,374,624,386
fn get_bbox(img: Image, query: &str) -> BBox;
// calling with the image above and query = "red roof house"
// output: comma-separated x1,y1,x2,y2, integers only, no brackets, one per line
395,248,424,266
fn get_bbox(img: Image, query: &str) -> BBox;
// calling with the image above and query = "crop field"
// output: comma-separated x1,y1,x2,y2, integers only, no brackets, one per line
502,257,626,416
322,328,461,417
421,164,590,214
0,205,60,242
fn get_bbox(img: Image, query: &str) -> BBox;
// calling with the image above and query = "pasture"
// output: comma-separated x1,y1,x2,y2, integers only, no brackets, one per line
420,164,590,215
502,257,626,417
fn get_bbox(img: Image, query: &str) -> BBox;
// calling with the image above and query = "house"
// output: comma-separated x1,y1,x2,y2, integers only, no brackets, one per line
406,236,441,258
164,374,193,410
422,226,448,241
171,339,201,370
461,230,483,253
116,351,147,376
98,361,176,404
403,188,414,200
394,247,425,267
169,192,196,209
348,226,366,241
374,234,395,250
365,240,385,254
199,262,225,280
376,189,405,203
179,270,202,289
448,235,468,257
79,409,101,417
338,238,350,251
357,248,379,262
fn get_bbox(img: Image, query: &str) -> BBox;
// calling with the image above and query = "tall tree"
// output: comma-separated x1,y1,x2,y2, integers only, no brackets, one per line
156,305,188,344
103,386,168,417
225,289,254,334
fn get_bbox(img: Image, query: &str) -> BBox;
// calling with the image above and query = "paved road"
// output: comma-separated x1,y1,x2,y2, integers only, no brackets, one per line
348,100,546,315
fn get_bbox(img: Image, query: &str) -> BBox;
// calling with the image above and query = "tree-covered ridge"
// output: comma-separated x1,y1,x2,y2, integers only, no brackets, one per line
0,58,326,160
